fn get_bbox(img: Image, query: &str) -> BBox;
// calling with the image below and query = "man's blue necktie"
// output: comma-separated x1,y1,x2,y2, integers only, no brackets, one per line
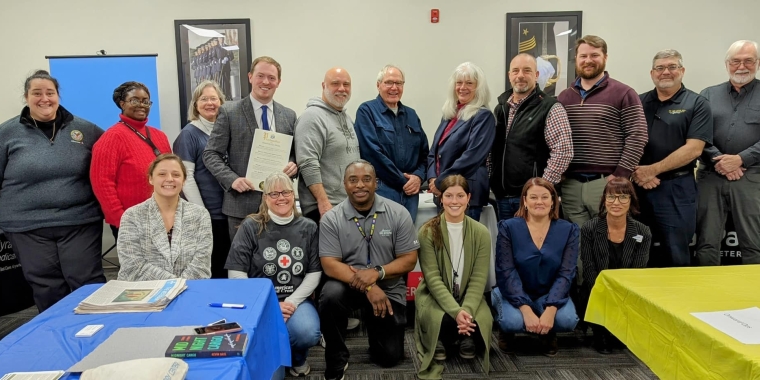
261,105,270,131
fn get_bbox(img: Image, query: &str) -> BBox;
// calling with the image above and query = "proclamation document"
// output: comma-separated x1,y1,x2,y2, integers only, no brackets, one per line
691,307,760,344
246,129,293,191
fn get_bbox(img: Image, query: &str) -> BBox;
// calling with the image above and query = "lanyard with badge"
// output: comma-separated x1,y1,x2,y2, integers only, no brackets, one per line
353,213,378,267
120,121,161,156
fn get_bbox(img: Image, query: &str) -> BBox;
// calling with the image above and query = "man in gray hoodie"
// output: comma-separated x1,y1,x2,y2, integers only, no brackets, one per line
296,67,361,224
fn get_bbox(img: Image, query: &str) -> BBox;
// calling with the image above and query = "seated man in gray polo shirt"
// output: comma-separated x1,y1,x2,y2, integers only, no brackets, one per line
319,160,419,380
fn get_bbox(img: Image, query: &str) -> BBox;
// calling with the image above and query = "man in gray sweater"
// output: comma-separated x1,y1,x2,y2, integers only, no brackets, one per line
296,67,361,224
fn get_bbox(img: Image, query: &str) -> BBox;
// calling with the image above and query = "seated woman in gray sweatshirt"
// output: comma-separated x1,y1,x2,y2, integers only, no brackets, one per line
225,172,322,377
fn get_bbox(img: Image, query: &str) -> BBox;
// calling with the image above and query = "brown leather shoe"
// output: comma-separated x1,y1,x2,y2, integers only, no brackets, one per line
541,333,558,357
498,331,515,354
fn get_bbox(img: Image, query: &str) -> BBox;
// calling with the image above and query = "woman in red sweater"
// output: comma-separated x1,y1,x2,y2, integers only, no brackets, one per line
91,81,171,237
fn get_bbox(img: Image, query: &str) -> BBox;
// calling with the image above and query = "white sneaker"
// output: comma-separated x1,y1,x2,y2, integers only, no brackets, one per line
320,334,326,348
347,317,360,330
289,361,310,377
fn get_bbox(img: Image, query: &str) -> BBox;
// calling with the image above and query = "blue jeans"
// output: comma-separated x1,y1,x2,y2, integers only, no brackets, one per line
377,181,420,222
286,299,321,366
496,196,522,221
491,287,579,333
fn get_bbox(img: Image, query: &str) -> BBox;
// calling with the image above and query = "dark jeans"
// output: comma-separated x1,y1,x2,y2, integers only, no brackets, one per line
496,196,521,221
637,174,697,267
319,279,405,377
6,221,106,312
210,218,231,278
377,181,419,222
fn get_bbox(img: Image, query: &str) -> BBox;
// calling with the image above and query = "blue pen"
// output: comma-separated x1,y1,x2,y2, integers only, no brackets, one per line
209,303,246,309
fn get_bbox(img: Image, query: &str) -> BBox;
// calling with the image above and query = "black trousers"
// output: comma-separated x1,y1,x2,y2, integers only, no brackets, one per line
210,218,231,279
303,208,321,225
319,279,405,376
6,221,106,312
438,313,483,346
227,215,245,242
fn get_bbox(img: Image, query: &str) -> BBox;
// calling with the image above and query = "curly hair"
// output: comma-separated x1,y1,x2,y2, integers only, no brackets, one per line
112,81,150,110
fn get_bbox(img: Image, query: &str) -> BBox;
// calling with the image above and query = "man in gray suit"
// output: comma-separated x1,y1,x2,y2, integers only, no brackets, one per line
204,56,297,240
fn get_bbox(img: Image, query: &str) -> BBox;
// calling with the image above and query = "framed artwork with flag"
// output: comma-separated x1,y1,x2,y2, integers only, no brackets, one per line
506,11,582,96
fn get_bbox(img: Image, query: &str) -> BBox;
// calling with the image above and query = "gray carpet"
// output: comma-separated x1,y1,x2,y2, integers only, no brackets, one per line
286,327,659,380
1,266,658,379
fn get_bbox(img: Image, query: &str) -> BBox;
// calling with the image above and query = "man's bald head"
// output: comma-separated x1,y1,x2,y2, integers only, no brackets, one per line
322,67,352,111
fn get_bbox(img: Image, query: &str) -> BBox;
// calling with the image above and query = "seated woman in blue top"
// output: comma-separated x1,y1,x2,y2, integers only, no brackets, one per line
492,177,579,356
581,177,650,354
225,172,321,377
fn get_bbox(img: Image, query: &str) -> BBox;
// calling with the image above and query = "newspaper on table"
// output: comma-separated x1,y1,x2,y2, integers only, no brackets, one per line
74,279,187,314
0,371,64,380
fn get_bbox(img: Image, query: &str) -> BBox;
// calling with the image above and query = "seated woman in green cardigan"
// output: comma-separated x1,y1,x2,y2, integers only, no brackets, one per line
414,174,492,379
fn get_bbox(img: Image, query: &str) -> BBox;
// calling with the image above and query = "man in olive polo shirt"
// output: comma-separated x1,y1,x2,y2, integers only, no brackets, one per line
633,49,713,267
695,40,760,266
318,160,418,380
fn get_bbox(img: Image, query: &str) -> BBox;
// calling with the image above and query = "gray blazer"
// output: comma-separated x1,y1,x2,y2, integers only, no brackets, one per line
117,197,212,281
203,97,297,218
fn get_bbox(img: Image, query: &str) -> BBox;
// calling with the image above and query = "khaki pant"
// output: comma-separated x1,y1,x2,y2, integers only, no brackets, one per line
560,176,608,284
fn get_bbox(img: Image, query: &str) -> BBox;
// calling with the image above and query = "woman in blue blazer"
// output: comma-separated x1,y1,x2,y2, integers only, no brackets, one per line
427,62,496,221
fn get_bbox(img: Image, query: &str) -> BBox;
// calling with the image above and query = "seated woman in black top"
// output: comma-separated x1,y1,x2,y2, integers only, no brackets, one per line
580,177,651,353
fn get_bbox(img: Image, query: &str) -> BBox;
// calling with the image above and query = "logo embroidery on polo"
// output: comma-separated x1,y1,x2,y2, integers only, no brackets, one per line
380,229,393,237
70,130,84,143
277,271,291,284
292,247,304,260
278,254,292,269
277,239,290,253
263,263,277,276
292,262,304,275
669,109,686,114
263,247,277,261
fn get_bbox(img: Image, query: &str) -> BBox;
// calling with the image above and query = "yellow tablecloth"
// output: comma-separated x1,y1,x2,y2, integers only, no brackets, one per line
585,265,760,380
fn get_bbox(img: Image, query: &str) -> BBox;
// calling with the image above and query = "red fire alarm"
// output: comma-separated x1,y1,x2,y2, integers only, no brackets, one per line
431,9,439,23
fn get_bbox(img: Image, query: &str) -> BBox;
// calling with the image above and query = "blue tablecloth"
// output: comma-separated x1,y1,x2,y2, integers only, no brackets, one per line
0,279,290,379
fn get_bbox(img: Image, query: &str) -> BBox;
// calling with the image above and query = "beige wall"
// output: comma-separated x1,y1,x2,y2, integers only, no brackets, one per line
2,0,758,144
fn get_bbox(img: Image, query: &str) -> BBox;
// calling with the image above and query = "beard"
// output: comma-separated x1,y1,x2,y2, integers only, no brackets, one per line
323,87,350,109
730,69,756,85
511,81,533,94
577,61,606,80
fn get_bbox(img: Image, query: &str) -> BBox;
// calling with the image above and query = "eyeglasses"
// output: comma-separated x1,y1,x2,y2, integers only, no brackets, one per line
653,65,682,73
727,58,758,68
382,81,405,88
266,190,293,199
605,194,631,204
199,96,220,103
347,177,376,185
126,98,153,107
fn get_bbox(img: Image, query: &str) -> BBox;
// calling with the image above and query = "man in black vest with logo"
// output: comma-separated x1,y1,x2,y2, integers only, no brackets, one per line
490,53,574,221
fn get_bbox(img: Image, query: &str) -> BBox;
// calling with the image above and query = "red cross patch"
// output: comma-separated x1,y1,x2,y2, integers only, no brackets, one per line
278,255,292,269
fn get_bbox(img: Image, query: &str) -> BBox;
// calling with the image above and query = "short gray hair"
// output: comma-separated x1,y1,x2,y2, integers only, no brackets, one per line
187,80,224,121
376,65,405,83
442,62,491,121
725,40,759,62
652,49,684,68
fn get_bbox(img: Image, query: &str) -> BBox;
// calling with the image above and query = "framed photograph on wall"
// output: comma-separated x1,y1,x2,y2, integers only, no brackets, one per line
505,11,582,96
174,19,252,124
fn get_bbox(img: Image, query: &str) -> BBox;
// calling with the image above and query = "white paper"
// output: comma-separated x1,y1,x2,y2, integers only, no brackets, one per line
0,371,64,380
691,307,760,344
246,129,293,192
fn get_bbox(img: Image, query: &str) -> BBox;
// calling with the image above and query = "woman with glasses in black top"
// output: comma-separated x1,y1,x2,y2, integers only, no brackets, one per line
580,177,651,354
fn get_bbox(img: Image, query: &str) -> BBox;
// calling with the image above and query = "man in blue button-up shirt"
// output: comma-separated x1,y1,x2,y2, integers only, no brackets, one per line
354,65,429,221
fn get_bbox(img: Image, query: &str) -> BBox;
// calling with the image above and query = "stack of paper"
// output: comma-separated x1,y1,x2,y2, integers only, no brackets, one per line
74,279,187,314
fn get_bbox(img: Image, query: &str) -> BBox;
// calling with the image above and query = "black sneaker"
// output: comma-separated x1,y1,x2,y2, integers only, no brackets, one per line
324,363,348,380
459,337,476,359
433,340,447,361
497,331,515,354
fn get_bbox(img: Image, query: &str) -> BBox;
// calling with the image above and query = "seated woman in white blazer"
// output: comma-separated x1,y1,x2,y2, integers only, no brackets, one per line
117,154,212,281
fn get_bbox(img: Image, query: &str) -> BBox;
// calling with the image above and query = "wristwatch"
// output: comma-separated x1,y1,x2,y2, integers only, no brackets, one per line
374,265,385,281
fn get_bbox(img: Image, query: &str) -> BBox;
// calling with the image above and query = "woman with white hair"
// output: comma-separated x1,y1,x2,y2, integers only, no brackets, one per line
427,62,496,221
225,172,321,377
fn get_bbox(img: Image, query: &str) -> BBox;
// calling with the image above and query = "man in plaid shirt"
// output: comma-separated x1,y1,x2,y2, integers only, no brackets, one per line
490,53,573,221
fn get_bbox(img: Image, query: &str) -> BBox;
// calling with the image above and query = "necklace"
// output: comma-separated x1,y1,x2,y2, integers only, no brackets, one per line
32,117,55,142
